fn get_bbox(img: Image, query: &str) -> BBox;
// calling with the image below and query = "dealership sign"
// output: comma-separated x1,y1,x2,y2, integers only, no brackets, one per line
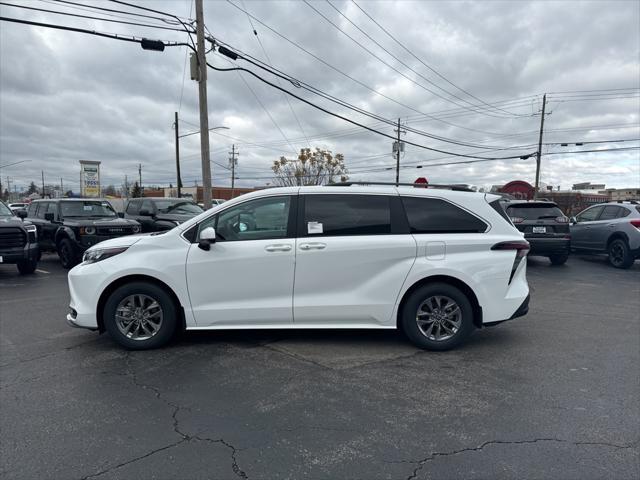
80,160,101,198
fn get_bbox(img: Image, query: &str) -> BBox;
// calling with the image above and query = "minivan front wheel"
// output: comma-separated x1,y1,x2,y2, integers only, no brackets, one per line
608,238,634,269
401,283,475,351
103,282,177,350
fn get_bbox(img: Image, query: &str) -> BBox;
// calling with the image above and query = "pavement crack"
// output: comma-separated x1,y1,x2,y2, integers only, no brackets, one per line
399,438,639,480
79,439,187,479
193,436,248,479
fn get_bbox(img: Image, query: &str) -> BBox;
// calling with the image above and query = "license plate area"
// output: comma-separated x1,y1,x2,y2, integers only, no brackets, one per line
532,226,546,233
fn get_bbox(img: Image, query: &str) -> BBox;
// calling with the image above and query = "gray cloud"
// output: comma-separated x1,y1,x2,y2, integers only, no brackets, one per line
0,0,638,194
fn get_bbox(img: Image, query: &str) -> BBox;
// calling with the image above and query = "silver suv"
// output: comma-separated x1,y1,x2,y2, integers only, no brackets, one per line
570,201,640,268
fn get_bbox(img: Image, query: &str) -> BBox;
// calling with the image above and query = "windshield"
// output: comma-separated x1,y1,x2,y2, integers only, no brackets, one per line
156,200,203,215
507,204,564,220
0,202,12,216
60,201,117,218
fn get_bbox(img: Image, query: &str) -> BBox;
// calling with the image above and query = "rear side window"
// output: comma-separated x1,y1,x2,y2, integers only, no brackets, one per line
402,197,488,233
599,206,621,221
303,194,391,236
126,201,140,215
506,204,564,220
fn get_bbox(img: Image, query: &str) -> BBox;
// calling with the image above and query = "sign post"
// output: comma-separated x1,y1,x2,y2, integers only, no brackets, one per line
80,160,101,198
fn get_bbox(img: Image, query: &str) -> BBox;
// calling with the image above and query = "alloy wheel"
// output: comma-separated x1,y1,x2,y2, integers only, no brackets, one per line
416,295,462,342
610,242,624,267
115,294,164,341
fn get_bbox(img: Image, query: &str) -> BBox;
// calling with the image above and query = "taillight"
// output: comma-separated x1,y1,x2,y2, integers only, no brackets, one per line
492,241,530,283
630,220,640,229
492,241,530,257
510,217,524,224
555,216,569,223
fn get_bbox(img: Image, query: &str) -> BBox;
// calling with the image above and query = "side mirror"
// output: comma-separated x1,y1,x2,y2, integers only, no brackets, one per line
198,226,217,251
44,212,54,222
118,212,125,218
569,216,577,224
17,210,27,219
139,209,152,216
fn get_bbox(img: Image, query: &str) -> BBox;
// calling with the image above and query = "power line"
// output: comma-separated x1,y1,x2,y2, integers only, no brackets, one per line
349,0,521,118
205,60,534,161
0,15,191,47
49,0,188,24
327,0,522,118
223,0,534,136
303,0,515,119
0,2,190,32
177,0,194,114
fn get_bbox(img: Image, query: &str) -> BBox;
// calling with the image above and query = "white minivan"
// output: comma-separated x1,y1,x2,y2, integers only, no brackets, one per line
67,185,530,351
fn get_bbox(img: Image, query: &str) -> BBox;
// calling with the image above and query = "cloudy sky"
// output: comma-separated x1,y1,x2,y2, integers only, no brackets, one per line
1,0,639,194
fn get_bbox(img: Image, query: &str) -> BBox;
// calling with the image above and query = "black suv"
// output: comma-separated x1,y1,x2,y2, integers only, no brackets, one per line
124,197,204,232
26,199,141,268
504,200,571,265
0,200,39,274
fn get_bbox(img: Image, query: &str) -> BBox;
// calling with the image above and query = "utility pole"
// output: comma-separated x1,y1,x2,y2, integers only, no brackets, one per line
393,118,405,186
138,163,143,195
124,175,129,199
174,111,182,198
60,177,63,197
534,93,547,200
229,144,239,198
195,0,213,209
41,170,45,198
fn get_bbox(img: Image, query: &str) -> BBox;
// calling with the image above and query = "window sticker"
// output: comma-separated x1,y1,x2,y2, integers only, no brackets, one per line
307,221,323,234
83,205,93,211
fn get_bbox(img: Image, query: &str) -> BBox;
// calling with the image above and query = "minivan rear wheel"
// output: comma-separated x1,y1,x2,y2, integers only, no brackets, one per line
401,283,475,351
103,282,177,350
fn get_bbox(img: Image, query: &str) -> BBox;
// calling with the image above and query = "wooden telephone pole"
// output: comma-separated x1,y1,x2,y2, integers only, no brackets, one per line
174,111,182,198
534,94,547,200
195,0,212,209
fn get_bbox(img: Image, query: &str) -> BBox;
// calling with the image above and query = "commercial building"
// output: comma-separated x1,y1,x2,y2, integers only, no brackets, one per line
598,188,640,201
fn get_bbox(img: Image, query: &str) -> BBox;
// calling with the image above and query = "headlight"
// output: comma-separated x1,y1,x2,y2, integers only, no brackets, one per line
80,226,96,235
82,246,128,264
132,225,141,233
25,224,37,239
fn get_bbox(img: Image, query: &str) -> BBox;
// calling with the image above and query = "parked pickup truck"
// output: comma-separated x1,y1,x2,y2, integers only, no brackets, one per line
0,200,39,274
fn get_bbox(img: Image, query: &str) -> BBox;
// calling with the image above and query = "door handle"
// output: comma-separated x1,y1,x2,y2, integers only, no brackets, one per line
299,242,326,250
265,244,292,252
607,224,616,227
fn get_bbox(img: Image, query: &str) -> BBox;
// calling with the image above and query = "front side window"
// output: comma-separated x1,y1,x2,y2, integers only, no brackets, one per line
402,197,487,234
303,194,391,236
0,202,12,216
576,205,604,222
60,201,117,218
28,203,38,217
199,196,291,242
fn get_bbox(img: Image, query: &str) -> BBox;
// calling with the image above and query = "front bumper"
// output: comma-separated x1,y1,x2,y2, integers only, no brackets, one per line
66,261,105,329
526,237,570,256
0,242,39,264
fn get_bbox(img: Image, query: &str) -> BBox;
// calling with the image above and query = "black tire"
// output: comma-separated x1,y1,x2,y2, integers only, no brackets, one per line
103,282,178,350
17,259,38,274
401,283,475,351
58,238,79,269
608,238,634,269
549,253,569,266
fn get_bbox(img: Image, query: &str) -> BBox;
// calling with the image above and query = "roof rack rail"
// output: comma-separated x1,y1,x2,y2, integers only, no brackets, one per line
328,181,475,192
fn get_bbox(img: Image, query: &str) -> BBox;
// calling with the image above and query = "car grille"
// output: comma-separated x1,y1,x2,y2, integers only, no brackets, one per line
0,227,26,249
97,226,135,236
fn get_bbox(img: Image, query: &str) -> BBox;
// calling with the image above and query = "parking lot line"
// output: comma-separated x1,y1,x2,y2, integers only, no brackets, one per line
36,269,50,274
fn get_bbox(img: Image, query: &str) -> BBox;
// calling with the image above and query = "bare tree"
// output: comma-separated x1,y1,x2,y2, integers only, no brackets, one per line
272,148,348,186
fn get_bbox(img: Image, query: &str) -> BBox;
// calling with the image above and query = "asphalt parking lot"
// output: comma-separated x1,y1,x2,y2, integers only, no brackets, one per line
1,253,638,480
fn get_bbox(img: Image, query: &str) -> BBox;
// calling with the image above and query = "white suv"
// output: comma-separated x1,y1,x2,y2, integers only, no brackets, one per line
67,185,530,351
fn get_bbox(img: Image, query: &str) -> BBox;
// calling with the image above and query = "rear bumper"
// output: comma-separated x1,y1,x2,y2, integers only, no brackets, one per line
485,294,530,327
526,237,570,256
